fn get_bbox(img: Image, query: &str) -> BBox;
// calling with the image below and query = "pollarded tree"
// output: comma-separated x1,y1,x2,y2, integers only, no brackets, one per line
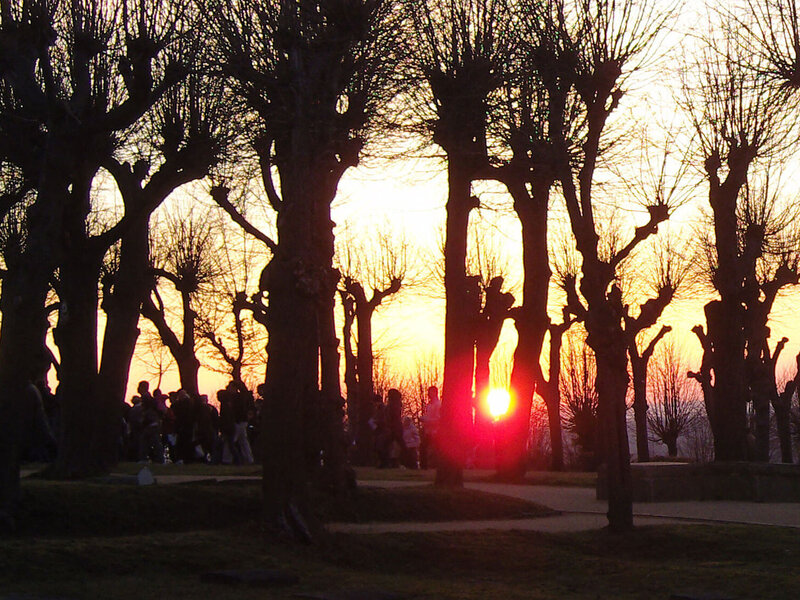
682,22,796,462
0,1,194,510
141,211,218,397
337,227,406,464
531,0,677,531
648,341,700,458
405,0,515,486
206,0,403,538
626,238,689,462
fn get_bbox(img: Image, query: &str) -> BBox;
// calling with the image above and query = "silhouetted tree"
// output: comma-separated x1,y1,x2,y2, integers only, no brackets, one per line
683,25,796,461
206,0,402,538
648,341,699,458
141,212,218,397
337,229,406,464
531,0,675,530
405,0,514,486
561,334,599,469
0,1,194,513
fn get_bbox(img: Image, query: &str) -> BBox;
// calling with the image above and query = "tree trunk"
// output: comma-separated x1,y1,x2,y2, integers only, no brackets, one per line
97,216,151,468
593,340,633,531
543,324,568,472
52,242,104,476
437,163,479,487
666,437,678,458
502,180,550,478
0,171,66,521
354,298,376,465
260,165,320,540
705,300,749,461
341,293,358,439
315,216,349,493
630,354,650,463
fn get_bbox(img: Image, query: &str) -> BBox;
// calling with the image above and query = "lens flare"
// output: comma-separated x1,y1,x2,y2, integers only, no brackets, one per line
486,388,511,420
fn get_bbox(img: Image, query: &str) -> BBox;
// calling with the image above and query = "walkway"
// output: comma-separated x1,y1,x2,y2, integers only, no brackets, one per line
327,480,800,534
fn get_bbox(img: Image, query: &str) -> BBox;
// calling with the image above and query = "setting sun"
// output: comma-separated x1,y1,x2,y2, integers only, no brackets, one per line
486,388,511,420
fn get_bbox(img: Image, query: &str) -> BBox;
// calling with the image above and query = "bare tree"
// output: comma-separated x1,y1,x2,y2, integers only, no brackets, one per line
337,227,406,464
530,0,676,530
0,2,199,512
206,0,403,538
647,340,699,458
141,211,218,397
626,238,688,461
683,19,797,462
560,331,599,470
404,0,515,486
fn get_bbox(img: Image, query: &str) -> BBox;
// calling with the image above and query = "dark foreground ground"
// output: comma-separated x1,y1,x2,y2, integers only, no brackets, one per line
2,466,798,599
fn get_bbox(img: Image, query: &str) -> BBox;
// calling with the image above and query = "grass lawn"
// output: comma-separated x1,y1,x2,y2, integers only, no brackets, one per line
5,473,795,599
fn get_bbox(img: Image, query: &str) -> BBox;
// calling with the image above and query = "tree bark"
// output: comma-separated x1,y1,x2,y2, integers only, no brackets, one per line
501,178,551,479
97,215,151,466
260,163,320,540
437,164,480,487
353,287,377,465
0,168,66,519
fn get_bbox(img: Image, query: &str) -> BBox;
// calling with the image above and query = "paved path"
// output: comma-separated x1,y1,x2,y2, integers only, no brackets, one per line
328,480,800,534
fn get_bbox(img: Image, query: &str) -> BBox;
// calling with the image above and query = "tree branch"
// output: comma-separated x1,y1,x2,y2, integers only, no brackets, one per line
210,186,277,252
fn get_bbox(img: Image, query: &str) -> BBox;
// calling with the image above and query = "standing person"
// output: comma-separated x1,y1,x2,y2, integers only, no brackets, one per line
229,382,255,465
420,385,441,469
402,416,421,469
171,389,195,463
371,394,390,468
386,388,405,468
138,382,164,463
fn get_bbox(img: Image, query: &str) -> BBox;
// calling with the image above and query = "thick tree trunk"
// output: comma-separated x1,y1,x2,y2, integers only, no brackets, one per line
175,353,201,398
53,244,104,476
97,217,150,468
437,164,479,487
260,165,320,540
0,172,65,521
705,301,749,461
593,340,633,531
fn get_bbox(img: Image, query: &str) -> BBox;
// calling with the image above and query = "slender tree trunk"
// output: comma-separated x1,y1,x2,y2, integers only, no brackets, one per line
315,216,348,493
630,354,650,463
502,180,550,478
544,324,568,472
354,299,376,465
437,163,479,487
341,293,358,437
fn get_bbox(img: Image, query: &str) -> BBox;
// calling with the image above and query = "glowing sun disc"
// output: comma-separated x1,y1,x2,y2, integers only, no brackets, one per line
487,388,511,419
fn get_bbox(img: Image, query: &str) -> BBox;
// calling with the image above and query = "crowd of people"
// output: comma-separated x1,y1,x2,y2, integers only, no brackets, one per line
21,371,443,471
123,380,259,465
366,386,440,470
